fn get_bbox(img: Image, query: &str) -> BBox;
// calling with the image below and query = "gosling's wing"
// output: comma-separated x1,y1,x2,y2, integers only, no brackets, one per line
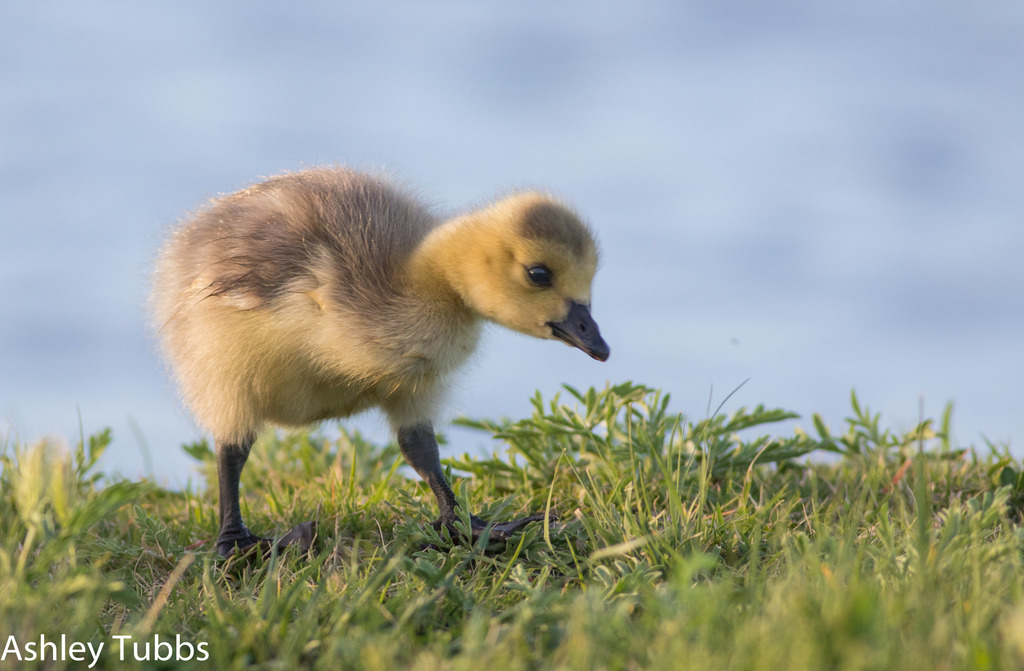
161,168,435,313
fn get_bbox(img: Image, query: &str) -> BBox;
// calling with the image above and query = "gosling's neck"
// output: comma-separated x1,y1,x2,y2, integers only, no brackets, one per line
406,211,491,314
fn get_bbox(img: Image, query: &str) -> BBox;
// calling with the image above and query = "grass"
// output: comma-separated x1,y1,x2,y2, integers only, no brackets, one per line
3,382,1024,669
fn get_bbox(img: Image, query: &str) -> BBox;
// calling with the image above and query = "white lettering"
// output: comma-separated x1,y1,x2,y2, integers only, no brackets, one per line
68,640,85,661
1,633,204,665
176,634,195,661
2,635,22,661
154,634,173,662
87,641,104,668
39,634,58,660
113,634,132,661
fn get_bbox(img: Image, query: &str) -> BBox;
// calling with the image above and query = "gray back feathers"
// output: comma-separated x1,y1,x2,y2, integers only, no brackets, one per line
167,168,435,312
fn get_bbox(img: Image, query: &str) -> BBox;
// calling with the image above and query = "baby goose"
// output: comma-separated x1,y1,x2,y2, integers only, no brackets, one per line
152,166,609,557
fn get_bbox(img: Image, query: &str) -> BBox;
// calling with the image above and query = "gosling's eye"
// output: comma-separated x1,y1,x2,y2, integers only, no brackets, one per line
525,264,553,287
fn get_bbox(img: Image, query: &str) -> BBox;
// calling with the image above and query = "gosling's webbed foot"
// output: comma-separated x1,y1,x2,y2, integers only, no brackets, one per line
479,514,548,542
277,520,318,552
217,521,318,559
431,512,550,546
216,530,268,558
396,422,552,551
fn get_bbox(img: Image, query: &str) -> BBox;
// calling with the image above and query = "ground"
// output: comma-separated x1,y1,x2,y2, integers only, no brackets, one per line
2,383,1023,670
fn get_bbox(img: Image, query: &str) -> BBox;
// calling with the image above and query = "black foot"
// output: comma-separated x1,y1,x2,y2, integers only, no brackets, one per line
217,521,318,559
216,531,267,558
431,512,551,546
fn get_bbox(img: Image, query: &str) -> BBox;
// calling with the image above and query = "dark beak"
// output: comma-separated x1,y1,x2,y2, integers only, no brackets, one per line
547,301,610,362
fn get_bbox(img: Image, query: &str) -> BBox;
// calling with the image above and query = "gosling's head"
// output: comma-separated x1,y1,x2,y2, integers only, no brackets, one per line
448,192,610,362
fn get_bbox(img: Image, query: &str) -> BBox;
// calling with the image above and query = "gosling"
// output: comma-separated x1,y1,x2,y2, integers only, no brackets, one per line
151,166,609,557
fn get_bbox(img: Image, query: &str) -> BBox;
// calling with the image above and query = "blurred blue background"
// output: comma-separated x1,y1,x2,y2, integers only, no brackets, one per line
2,2,1022,486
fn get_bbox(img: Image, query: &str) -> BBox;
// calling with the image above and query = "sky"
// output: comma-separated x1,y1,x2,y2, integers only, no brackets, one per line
2,2,1022,487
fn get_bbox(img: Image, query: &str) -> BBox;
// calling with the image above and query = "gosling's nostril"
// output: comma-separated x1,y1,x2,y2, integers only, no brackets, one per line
549,301,608,361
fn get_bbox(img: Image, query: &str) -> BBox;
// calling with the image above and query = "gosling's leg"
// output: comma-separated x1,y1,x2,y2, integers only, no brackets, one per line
397,423,545,544
215,437,317,557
